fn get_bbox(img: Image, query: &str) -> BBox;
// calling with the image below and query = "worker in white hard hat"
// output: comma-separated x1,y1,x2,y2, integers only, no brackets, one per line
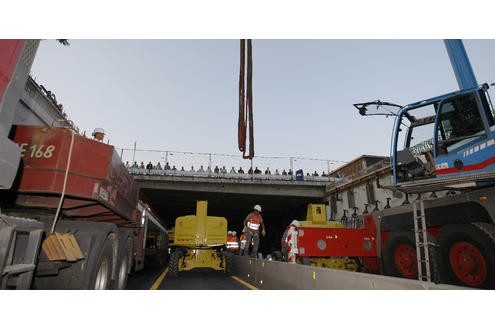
286,220,300,264
92,127,105,142
242,204,265,257
226,231,238,252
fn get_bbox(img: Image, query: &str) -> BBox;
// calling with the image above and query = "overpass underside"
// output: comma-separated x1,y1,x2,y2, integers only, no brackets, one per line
134,174,329,255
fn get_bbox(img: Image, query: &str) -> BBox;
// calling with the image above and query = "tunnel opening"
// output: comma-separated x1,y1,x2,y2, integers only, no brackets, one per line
139,188,324,256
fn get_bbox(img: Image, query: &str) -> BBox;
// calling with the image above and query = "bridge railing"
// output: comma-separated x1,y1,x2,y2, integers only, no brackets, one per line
128,167,341,183
117,147,348,180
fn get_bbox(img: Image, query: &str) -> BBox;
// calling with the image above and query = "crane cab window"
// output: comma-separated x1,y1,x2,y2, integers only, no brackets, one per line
394,105,437,182
436,92,492,155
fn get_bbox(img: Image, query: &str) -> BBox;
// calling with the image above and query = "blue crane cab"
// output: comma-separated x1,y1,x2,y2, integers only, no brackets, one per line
390,84,495,188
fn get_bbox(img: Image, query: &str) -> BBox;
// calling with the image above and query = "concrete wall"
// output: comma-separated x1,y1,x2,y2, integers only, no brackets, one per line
233,256,469,290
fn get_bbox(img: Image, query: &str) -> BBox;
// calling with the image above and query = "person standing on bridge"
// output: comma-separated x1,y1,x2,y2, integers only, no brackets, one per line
243,205,265,258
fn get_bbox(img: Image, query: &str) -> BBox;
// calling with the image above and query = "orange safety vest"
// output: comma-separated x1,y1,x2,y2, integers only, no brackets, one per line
240,234,247,247
227,235,239,250
232,236,239,250
246,212,262,231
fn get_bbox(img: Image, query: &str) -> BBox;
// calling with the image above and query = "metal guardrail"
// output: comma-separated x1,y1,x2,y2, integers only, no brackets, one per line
232,256,470,290
128,167,340,184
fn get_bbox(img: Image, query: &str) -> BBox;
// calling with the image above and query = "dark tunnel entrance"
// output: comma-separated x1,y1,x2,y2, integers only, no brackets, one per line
139,188,324,256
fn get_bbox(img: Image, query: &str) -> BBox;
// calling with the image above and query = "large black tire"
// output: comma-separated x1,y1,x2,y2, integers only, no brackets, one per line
33,221,117,290
33,235,114,290
168,250,180,278
436,223,495,289
382,231,440,282
300,257,311,266
89,238,114,290
113,236,132,290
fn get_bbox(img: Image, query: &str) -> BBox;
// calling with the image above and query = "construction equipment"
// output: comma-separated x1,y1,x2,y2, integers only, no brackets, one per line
330,81,495,289
0,40,168,289
275,40,495,289
329,41,495,289
168,200,233,277
279,204,377,271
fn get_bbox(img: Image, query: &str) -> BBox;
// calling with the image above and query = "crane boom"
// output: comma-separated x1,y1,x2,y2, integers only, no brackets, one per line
444,39,478,90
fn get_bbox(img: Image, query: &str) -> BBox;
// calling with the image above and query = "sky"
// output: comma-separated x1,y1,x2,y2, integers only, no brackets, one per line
28,38,495,174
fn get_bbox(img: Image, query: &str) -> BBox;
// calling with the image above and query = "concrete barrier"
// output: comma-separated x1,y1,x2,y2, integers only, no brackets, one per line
233,256,470,290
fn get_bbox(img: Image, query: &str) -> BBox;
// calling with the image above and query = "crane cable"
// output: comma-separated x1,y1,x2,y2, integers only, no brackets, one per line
238,39,254,159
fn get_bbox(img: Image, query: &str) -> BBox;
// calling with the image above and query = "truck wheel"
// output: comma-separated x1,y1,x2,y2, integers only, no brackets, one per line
300,257,311,265
383,231,440,281
38,234,114,289
168,250,180,278
33,221,117,289
114,237,132,290
90,238,114,290
437,223,495,289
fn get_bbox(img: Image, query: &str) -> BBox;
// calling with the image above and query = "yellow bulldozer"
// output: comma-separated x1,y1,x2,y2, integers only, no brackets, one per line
168,200,233,277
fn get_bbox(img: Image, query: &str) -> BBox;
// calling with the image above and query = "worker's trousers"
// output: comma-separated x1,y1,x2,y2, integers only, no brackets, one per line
243,230,259,257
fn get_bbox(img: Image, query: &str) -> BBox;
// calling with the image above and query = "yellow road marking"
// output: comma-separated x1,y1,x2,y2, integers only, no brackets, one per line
149,267,169,290
230,275,259,290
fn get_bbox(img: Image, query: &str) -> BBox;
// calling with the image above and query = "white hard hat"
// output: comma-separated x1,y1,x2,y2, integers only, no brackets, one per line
92,127,105,136
254,205,262,212
291,220,300,227
228,231,232,235
232,231,237,236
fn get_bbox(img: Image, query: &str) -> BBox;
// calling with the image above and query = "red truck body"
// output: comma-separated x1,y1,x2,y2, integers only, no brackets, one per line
12,125,140,226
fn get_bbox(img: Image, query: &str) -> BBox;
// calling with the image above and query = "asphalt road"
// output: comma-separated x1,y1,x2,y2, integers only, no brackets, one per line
126,265,252,290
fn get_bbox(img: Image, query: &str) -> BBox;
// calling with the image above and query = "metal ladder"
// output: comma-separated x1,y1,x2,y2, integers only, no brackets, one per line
412,199,431,282
0,216,44,289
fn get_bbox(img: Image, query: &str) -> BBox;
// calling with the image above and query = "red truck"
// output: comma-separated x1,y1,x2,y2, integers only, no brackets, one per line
0,39,168,289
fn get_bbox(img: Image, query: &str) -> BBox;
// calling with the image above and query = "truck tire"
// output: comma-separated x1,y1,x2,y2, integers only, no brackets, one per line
90,237,114,289
437,223,495,289
114,236,132,290
300,257,311,265
383,231,440,281
168,250,180,278
33,222,117,290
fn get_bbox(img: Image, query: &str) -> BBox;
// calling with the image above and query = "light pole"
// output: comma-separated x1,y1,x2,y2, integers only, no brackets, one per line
132,141,137,163
208,153,212,176
290,157,294,180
